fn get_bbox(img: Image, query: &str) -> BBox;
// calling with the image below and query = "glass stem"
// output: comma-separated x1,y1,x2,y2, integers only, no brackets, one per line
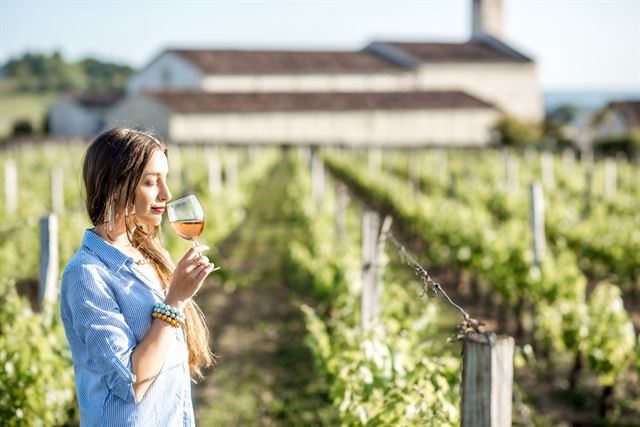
192,240,201,262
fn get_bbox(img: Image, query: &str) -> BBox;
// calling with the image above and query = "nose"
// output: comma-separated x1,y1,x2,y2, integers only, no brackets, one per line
159,181,172,202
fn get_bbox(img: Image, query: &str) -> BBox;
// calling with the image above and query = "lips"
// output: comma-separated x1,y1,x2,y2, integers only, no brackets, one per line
151,206,165,214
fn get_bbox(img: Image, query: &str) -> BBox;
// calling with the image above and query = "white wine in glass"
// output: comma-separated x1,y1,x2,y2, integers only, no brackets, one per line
171,219,205,242
167,195,220,271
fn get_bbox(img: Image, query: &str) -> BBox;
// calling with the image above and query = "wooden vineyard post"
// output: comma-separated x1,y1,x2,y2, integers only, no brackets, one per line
529,183,546,267
461,334,515,427
298,146,311,168
504,150,518,194
524,147,536,166
375,215,392,310
311,152,325,203
563,148,575,170
248,146,258,160
603,158,617,199
387,151,398,170
225,152,239,188
335,182,348,248
39,214,59,311
581,148,594,166
226,153,238,187
541,151,555,189
583,166,593,217
5,159,18,215
368,149,382,175
360,212,392,331
408,155,420,194
448,172,457,198
361,211,379,331
51,168,64,213
436,148,448,181
207,147,222,195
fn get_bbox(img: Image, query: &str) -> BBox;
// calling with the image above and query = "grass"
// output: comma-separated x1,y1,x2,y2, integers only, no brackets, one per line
0,91,57,139
193,156,339,425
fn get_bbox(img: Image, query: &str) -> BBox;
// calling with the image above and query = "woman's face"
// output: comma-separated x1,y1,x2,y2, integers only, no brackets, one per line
131,150,172,227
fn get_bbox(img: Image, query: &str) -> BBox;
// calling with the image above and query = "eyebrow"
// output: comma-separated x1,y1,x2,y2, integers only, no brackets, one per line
143,171,168,177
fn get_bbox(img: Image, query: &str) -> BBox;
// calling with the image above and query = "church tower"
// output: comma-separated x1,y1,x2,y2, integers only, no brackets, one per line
471,0,504,40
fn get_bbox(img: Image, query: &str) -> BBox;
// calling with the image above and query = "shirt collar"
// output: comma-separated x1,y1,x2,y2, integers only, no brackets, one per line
82,229,133,272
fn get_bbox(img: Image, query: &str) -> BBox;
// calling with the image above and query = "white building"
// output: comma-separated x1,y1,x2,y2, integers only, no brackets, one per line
365,37,542,122
126,50,417,95
107,90,499,146
53,0,543,144
48,93,122,137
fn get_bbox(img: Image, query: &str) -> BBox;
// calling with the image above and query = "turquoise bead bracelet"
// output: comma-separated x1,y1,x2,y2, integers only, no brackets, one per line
152,302,186,328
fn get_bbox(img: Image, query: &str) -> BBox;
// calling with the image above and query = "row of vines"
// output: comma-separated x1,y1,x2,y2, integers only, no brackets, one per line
290,147,638,424
1,141,638,425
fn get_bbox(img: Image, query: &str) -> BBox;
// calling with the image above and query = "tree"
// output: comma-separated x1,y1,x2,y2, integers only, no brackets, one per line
494,114,542,147
1,51,133,93
11,119,34,137
593,128,640,158
543,104,579,148
80,58,132,92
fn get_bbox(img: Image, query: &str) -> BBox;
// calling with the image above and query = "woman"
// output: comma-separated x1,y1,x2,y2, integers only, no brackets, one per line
60,128,217,426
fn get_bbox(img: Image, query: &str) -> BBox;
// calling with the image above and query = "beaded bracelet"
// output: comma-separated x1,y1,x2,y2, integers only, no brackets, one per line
152,302,186,328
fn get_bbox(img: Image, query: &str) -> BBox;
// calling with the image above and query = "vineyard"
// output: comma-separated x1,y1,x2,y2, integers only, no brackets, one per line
1,141,639,426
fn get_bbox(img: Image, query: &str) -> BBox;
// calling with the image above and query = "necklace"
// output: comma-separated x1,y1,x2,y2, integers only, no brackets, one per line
92,229,150,266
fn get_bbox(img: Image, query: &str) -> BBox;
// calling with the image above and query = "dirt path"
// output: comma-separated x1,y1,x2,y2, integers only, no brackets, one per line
193,157,337,426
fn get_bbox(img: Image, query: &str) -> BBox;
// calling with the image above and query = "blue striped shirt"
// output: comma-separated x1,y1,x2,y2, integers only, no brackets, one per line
60,229,195,427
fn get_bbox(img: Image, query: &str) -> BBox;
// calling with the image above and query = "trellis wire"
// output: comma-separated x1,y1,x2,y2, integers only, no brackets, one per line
385,231,485,335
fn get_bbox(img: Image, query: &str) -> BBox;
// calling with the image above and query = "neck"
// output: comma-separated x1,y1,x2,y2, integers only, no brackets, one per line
94,221,134,248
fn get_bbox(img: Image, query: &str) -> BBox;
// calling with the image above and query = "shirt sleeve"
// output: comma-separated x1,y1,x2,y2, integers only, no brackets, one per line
62,263,138,403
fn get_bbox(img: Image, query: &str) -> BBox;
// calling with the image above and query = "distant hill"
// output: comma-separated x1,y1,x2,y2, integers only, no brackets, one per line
0,52,133,93
543,88,640,113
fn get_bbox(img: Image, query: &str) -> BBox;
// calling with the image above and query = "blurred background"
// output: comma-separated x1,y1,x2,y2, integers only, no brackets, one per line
1,1,639,426
1,0,638,144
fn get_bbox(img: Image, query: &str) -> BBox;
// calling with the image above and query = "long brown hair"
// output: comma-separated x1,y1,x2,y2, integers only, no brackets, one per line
83,127,214,379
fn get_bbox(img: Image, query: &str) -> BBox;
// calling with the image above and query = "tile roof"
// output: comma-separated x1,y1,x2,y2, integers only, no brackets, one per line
610,100,640,127
144,90,496,113
168,49,406,74
377,39,532,63
69,93,123,109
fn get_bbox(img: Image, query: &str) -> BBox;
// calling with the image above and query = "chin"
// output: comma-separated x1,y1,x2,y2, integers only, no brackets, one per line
141,216,163,228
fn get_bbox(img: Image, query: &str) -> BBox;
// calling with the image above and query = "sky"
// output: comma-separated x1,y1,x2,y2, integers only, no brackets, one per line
0,0,639,91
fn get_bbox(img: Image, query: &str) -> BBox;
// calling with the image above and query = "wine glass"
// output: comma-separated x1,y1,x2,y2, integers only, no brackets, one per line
167,195,220,271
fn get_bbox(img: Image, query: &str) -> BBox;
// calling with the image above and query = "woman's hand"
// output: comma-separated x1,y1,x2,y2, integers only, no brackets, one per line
164,245,217,310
